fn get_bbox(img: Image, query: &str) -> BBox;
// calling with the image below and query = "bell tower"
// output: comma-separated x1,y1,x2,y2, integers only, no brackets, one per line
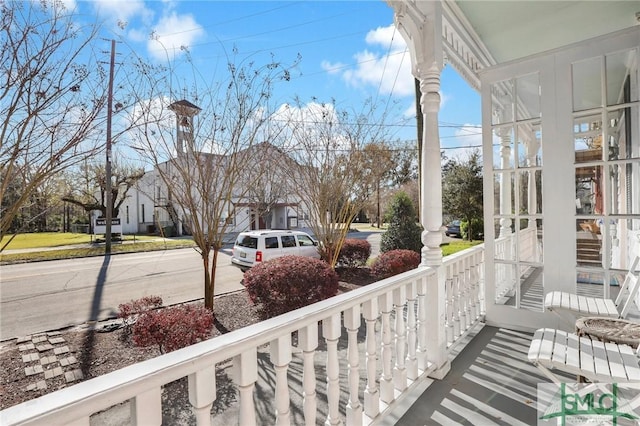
168,99,201,156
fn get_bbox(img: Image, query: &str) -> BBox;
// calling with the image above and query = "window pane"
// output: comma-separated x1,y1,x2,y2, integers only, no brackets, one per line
495,218,515,260
609,162,639,215
606,49,638,106
517,123,542,168
575,165,604,214
517,218,542,263
607,105,639,160
518,171,542,215
281,235,296,248
493,126,515,170
494,172,514,215
518,264,543,311
572,57,602,111
492,80,513,125
516,73,541,120
495,262,516,304
577,219,602,267
576,269,606,298
265,237,279,249
574,115,603,163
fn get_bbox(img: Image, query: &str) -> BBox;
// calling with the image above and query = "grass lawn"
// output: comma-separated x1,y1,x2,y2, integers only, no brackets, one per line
0,232,195,264
441,239,482,256
1,232,94,249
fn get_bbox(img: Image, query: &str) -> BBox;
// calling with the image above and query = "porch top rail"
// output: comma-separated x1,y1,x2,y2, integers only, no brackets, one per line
2,263,440,425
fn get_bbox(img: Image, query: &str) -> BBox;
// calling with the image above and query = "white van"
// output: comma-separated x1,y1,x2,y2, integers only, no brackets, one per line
230,230,320,271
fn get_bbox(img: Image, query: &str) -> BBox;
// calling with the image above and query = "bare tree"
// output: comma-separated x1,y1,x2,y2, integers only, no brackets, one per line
0,1,107,244
62,162,145,219
130,56,294,311
279,99,389,267
361,142,396,228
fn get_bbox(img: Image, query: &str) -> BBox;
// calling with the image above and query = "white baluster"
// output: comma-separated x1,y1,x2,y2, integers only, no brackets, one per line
460,257,469,331
188,365,216,426
452,264,461,339
406,280,418,380
270,335,292,426
416,275,428,371
344,306,362,425
445,267,454,345
233,349,257,426
393,286,407,391
426,266,451,379
464,256,475,328
132,387,162,426
362,298,380,419
379,292,394,404
299,323,318,426
469,262,478,322
323,313,342,426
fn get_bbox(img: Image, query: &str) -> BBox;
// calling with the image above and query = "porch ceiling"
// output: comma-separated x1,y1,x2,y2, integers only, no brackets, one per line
454,1,639,64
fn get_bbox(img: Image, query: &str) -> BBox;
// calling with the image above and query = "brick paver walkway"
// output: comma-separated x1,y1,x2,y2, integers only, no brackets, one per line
16,331,83,392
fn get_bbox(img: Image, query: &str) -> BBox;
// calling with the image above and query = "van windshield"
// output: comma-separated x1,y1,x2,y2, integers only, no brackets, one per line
236,236,258,249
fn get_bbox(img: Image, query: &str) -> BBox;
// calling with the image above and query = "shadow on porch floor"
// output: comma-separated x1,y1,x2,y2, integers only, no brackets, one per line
378,326,572,426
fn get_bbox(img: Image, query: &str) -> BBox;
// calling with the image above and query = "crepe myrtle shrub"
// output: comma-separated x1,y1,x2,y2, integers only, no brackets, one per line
371,249,421,279
244,255,339,319
132,304,213,354
337,238,371,268
117,295,163,336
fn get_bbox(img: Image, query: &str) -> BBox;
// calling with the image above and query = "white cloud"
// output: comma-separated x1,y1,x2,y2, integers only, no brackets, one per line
91,0,148,23
320,60,346,75
327,24,413,98
147,12,205,61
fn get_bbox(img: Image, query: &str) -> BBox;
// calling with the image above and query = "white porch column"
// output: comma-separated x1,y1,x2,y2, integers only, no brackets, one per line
418,62,445,267
391,0,450,380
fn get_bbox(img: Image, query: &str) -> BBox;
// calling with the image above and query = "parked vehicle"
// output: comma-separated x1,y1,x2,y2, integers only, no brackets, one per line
231,230,320,271
445,220,461,237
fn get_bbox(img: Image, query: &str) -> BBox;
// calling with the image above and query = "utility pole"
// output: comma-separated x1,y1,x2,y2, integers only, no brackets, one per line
105,39,115,254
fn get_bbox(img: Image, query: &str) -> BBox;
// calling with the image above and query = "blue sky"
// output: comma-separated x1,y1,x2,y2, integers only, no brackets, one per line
68,0,481,158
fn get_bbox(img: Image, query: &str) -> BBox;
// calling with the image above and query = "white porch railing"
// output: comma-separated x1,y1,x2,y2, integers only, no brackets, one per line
1,246,485,426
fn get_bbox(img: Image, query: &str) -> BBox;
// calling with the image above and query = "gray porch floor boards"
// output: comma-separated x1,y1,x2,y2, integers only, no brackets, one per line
378,326,572,426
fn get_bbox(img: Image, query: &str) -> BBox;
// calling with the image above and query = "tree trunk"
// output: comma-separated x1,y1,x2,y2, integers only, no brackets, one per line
208,248,219,311
202,251,213,310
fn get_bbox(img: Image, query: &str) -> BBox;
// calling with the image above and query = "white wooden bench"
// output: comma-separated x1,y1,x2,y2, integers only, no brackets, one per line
528,328,640,383
544,256,640,327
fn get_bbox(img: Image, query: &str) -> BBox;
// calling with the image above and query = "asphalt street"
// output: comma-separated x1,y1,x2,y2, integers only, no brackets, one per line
0,249,244,341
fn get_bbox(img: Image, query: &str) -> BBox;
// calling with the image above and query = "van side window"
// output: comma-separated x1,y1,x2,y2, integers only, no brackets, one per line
265,237,279,249
281,235,297,248
237,236,258,249
297,235,315,246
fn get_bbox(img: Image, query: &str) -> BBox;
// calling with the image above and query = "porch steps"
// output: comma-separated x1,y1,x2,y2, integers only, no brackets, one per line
577,238,601,266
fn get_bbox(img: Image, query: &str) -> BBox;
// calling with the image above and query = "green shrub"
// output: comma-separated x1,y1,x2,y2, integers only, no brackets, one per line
461,218,484,240
381,192,423,253
132,304,213,354
371,249,421,279
244,256,339,319
337,239,371,268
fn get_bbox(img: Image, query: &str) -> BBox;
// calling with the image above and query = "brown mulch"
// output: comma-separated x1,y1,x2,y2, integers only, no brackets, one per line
0,269,375,411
